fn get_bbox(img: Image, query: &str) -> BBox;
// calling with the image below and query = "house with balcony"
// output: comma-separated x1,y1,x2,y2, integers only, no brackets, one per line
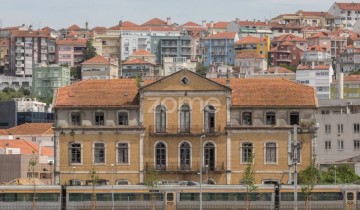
296,64,334,99
55,38,87,67
53,69,317,186
121,58,156,78
302,46,332,66
120,29,151,61
202,32,239,67
81,55,119,80
270,23,304,38
128,49,156,64
338,45,360,73
162,57,197,76
234,53,267,77
32,64,70,99
269,41,303,67
328,2,360,30
271,34,308,51
234,35,270,60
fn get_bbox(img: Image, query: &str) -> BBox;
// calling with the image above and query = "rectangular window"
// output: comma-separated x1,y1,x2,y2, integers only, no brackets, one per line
325,124,331,134
290,112,299,125
337,124,343,134
117,143,129,164
337,140,344,150
94,143,105,163
95,112,104,126
354,123,360,133
242,112,252,125
118,112,128,125
354,140,360,150
266,112,276,125
265,142,277,163
69,143,82,164
242,142,253,163
71,112,81,126
325,141,331,150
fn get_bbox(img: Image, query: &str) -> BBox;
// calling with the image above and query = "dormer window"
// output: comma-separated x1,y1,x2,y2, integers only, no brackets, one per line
118,112,128,125
95,112,104,126
71,112,81,126
242,112,252,125
266,112,276,125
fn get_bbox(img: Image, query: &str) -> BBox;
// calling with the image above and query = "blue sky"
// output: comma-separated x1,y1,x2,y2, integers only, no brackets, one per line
0,0,352,29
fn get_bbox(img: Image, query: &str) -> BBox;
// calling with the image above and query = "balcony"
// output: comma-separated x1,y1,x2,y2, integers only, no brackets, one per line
16,42,24,46
15,63,24,67
181,51,191,55
41,50,47,54
148,125,222,136
16,49,24,53
276,49,291,53
161,43,177,47
277,57,291,62
162,51,177,56
145,162,225,174
16,56,25,60
15,70,24,75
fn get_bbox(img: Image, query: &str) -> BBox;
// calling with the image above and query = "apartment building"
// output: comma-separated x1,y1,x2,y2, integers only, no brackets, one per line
328,2,360,30
234,35,270,60
338,45,360,73
53,69,317,185
234,53,267,77
0,38,9,70
128,49,156,64
269,42,303,67
202,32,239,67
206,21,229,34
9,30,51,77
81,55,118,80
301,46,332,66
296,64,334,99
32,64,70,99
331,75,360,99
93,30,121,60
227,19,273,38
121,58,156,78
162,57,197,76
120,29,151,61
56,38,87,67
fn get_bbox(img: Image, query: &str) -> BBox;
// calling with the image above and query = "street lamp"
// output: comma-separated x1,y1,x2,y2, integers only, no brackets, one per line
199,135,206,210
334,165,337,184
111,164,115,210
72,167,76,186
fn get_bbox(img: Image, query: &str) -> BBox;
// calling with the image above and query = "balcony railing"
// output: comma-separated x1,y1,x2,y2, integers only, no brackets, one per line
145,162,225,174
148,125,222,135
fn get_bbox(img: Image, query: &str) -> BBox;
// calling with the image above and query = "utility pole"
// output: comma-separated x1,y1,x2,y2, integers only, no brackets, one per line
288,125,300,210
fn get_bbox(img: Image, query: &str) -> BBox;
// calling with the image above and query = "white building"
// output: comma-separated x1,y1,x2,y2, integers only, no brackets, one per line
162,57,197,76
328,2,360,30
120,30,151,61
13,97,50,112
301,46,332,66
316,99,360,173
338,45,360,73
81,55,119,80
296,64,334,99
234,53,267,77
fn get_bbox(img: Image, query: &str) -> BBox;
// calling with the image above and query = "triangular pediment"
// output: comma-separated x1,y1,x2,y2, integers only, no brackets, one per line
141,69,231,92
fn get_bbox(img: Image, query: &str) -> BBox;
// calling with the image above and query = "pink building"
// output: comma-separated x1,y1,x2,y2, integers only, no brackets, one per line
56,38,87,67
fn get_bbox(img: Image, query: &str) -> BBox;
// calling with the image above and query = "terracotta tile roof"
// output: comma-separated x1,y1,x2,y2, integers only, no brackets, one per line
54,79,139,108
56,38,87,45
121,21,139,27
67,24,82,31
122,58,154,65
281,41,294,46
182,22,201,27
91,27,107,32
235,35,267,45
0,130,8,135
309,31,331,39
336,2,360,10
204,32,237,40
142,18,167,26
300,11,334,18
0,38,9,46
274,34,306,42
11,30,49,38
131,49,155,56
5,123,53,135
82,55,110,65
0,139,54,156
207,21,229,29
307,46,327,52
238,21,268,27
212,78,316,108
265,66,295,74
297,65,331,70
235,53,264,59
344,75,360,81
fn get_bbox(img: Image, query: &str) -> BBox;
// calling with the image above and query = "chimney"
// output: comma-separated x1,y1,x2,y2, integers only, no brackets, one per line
202,20,206,27
236,18,239,24
210,21,214,28
166,17,171,26
253,19,256,24
339,72,344,99
85,21,88,31
226,69,230,87
118,20,123,27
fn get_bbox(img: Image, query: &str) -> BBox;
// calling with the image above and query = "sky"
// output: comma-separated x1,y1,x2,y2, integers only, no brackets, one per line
0,0,353,30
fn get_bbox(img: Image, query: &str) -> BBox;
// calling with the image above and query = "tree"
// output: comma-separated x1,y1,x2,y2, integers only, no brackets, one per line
298,165,322,210
240,154,257,210
28,157,38,210
280,63,297,72
89,168,99,210
82,39,97,61
145,167,160,210
322,164,360,184
70,66,82,80
196,65,208,76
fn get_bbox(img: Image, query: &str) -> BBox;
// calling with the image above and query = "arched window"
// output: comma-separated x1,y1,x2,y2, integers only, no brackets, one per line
94,142,105,164
155,105,166,133
179,142,191,170
242,142,253,163
265,142,277,163
117,143,129,164
204,142,215,171
180,105,190,133
155,142,166,170
204,105,215,133
205,179,216,185
69,142,82,164
116,179,130,185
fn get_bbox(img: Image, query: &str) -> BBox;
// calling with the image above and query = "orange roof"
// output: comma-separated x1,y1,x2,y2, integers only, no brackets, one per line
54,79,139,108
11,30,49,38
297,65,331,70
207,21,229,29
235,53,264,59
274,34,306,42
307,46,327,52
344,75,360,81
238,20,268,27
56,38,87,45
336,2,360,10
0,139,54,156
0,130,8,135
121,21,139,27
142,18,167,26
131,49,155,56
265,66,295,74
67,24,82,31
281,41,295,46
91,26,107,32
213,78,316,108
309,31,330,39
0,38,9,46
82,55,110,65
235,35,266,45
122,58,154,65
204,32,237,39
5,123,53,135
182,22,201,27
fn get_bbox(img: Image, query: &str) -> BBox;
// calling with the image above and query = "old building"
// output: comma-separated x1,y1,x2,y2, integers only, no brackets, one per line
55,38,87,67
81,55,119,80
53,69,317,185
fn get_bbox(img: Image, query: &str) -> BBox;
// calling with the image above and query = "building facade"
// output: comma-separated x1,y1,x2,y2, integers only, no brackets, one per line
328,2,360,30
56,38,86,67
162,57,197,76
81,55,119,80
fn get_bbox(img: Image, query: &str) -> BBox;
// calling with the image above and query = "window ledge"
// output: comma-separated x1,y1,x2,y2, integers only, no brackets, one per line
116,163,131,166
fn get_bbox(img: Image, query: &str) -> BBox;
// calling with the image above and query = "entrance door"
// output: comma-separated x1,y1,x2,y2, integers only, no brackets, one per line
345,191,356,210
204,142,215,171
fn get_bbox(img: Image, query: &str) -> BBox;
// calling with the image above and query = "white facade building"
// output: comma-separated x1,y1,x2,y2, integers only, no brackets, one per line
120,30,151,61
296,65,334,99
13,97,50,112
328,2,360,30
162,57,197,76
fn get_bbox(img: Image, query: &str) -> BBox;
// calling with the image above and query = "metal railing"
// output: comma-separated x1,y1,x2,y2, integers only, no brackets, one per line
149,125,222,135
146,162,225,173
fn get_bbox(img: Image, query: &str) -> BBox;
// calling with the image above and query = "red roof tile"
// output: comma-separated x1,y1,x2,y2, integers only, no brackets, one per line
336,2,360,10
0,38,9,46
82,55,110,65
344,75,360,81
121,21,139,27
204,32,237,39
235,35,267,45
123,58,154,65
11,30,49,38
238,20,268,27
130,50,155,56
235,53,264,59
307,46,327,52
56,38,87,45
182,22,201,27
5,123,53,135
91,27,107,32
67,24,82,31
54,79,139,108
265,66,295,74
142,18,167,26
0,139,54,156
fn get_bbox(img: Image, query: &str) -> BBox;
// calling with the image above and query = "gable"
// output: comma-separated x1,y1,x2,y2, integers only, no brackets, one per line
142,69,230,92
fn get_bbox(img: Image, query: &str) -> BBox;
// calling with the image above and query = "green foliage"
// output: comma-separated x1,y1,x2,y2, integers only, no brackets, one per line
322,165,360,184
70,66,82,80
350,69,360,75
196,65,208,76
240,153,257,210
0,88,32,101
280,64,297,72
89,167,99,210
298,165,322,185
135,74,142,88
82,39,97,61
145,167,160,190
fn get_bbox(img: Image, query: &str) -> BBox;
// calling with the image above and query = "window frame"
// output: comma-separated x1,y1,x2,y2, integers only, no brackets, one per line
242,111,252,126
265,111,276,125
337,139,344,150
289,111,300,125
94,111,105,126
70,112,81,126
265,142,277,164
354,140,360,150
93,142,106,164
117,111,129,126
325,124,331,134
241,142,253,164
179,104,191,133
354,123,360,134
155,105,166,133
116,142,130,165
154,141,167,170
325,140,332,150
178,141,192,170
69,142,83,165
204,105,216,133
